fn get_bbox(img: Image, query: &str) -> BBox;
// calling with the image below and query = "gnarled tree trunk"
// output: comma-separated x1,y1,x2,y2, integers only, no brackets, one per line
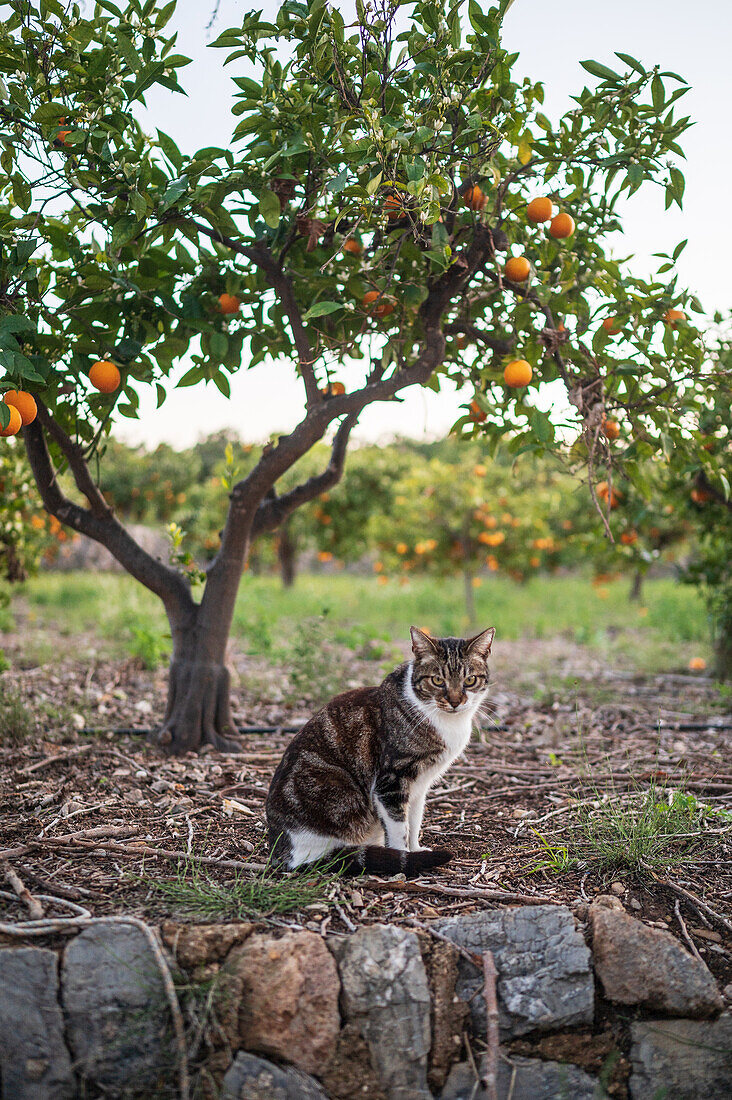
277,519,297,588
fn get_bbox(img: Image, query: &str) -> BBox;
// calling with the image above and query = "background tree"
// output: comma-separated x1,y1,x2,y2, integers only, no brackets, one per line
1,0,723,752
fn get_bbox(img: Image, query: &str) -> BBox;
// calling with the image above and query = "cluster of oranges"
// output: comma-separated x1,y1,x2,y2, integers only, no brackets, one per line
1,358,123,441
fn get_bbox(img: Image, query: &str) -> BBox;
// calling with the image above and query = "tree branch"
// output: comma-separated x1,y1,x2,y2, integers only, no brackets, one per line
251,413,359,536
22,419,196,617
443,321,514,356
34,399,111,519
179,215,321,408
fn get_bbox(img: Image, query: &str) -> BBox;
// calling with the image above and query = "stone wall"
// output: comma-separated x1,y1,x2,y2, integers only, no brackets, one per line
1,897,730,1099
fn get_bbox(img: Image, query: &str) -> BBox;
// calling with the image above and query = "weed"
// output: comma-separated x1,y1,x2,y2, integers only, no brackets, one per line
0,650,9,673
127,626,171,670
277,611,350,706
0,682,34,745
527,830,575,874
144,855,338,919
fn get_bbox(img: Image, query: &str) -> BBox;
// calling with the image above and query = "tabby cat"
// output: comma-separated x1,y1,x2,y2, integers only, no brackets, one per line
266,625,495,876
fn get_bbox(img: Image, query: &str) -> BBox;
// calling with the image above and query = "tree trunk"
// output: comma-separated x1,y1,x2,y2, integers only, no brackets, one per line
713,603,732,681
463,569,477,627
629,568,643,603
277,520,297,588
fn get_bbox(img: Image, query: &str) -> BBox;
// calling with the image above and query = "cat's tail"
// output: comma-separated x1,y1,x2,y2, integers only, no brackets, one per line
326,845,452,878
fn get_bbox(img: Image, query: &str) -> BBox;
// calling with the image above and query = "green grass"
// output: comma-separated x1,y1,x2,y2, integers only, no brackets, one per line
14,570,710,674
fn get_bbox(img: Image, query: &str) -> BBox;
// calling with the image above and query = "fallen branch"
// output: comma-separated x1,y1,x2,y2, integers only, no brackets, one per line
390,880,561,906
482,951,499,1100
673,899,705,964
40,837,267,874
645,868,732,935
0,862,44,919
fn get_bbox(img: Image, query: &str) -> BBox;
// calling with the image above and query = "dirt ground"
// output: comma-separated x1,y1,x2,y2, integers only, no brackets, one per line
2,633,731,998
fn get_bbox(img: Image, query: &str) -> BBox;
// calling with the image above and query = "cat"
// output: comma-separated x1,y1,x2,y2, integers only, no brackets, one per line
266,625,495,877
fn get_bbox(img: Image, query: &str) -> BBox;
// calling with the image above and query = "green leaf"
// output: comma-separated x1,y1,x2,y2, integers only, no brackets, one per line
213,370,231,398
157,129,183,171
210,331,229,360
0,404,9,430
651,74,665,113
580,59,621,82
615,52,646,76
303,301,344,320
259,189,280,229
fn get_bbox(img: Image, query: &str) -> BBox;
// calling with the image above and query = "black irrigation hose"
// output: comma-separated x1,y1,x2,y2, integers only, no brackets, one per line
82,723,515,737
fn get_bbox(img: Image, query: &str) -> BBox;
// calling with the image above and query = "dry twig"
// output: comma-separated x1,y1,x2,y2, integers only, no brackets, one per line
1,860,44,919
482,951,499,1100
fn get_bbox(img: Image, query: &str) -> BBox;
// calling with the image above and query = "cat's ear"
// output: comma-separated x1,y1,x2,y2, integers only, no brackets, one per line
410,626,438,659
465,627,495,659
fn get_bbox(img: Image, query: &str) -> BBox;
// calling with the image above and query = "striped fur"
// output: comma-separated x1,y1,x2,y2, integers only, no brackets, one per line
266,627,494,876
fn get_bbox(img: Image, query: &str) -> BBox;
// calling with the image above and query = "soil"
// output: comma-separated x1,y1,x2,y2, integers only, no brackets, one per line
2,636,731,997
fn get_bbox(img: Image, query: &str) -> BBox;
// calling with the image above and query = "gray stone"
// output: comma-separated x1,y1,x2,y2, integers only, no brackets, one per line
221,1052,328,1100
591,905,723,1017
434,905,594,1038
440,1055,600,1099
332,924,432,1099
0,948,76,1100
629,1016,732,1099
61,921,176,1096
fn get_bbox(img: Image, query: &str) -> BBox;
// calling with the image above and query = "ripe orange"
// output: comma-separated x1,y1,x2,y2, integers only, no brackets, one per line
664,308,685,327
463,184,487,211
602,417,621,440
549,212,575,239
396,542,408,555
56,129,71,146
690,488,712,504
218,293,241,315
688,657,707,671
474,464,487,477
469,400,487,422
383,195,404,220
322,381,346,397
4,390,37,425
602,317,621,336
504,256,531,282
503,359,533,387
596,481,622,509
620,531,638,545
88,360,121,393
343,237,362,256
527,197,553,223
0,404,22,437
362,290,395,317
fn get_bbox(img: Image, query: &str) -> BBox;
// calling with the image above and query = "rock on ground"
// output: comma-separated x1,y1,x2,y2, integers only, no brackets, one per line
220,931,340,1076
440,1054,600,1099
434,905,594,1039
0,947,76,1100
160,920,255,970
332,924,432,1100
590,904,723,1017
221,1052,328,1100
629,1016,732,1099
61,921,176,1096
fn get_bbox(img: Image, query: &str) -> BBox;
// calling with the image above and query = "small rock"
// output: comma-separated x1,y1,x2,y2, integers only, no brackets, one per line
629,898,642,911
610,881,626,896
630,1017,732,1098
62,921,176,1095
723,982,732,1005
70,712,85,730
592,894,624,911
219,931,340,1076
0,947,76,1099
332,924,432,1099
441,1054,600,1099
434,905,593,1039
160,921,255,969
135,699,153,715
221,1052,328,1100
591,905,723,1017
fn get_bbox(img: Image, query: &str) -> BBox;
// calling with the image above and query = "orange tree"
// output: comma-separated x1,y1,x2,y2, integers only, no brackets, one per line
1,0,722,752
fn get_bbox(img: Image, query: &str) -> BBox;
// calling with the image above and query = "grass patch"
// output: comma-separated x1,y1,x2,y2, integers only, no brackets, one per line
0,682,34,745
144,856,339,919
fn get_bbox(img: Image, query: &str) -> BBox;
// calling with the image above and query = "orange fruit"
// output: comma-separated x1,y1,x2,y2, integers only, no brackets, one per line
504,256,531,282
549,212,575,238
602,417,621,440
362,290,395,317
4,390,37,425
664,308,685,327
0,404,22,437
383,195,404,220
503,359,533,387
56,129,71,146
473,464,487,477
317,551,334,562
602,317,621,335
690,488,712,504
322,381,346,397
343,237,362,256
469,400,487,423
688,657,706,671
620,531,638,545
463,184,487,211
527,197,553,223
218,293,241,315
89,360,121,393
596,481,622,509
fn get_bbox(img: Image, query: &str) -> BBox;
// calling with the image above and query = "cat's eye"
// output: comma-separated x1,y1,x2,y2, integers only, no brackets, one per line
464,675,479,686
430,676,445,687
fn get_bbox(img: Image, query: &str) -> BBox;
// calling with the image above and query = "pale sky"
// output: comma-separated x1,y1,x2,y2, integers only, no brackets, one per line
119,0,731,450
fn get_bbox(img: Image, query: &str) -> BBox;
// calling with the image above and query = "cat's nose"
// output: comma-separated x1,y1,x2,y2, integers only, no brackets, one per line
448,694,465,710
